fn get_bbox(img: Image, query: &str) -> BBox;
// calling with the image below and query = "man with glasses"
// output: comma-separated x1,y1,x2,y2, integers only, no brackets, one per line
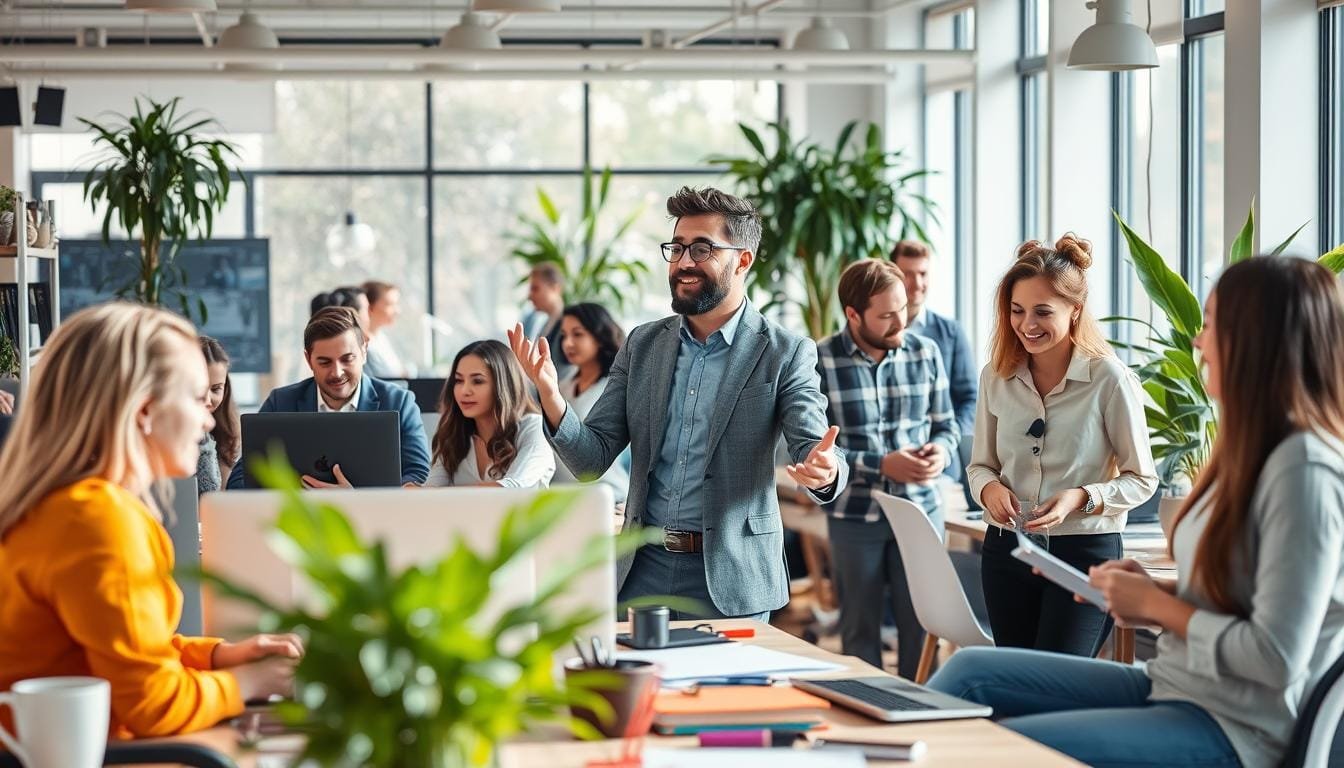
509,186,847,622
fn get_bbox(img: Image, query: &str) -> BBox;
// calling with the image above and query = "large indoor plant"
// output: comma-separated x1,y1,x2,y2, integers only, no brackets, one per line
80,97,241,322
509,165,649,315
200,454,654,768
709,121,936,338
1111,205,1344,497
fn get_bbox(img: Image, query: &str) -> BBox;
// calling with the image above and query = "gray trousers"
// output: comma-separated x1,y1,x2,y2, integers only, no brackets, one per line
618,544,771,623
827,508,944,680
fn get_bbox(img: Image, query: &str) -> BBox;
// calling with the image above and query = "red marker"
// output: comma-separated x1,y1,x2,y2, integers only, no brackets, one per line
719,628,755,639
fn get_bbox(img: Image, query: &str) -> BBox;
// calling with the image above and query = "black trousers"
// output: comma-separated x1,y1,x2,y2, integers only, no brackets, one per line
981,528,1121,657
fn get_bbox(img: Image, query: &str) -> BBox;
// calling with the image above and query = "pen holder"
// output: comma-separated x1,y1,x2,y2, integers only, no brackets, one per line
564,658,660,739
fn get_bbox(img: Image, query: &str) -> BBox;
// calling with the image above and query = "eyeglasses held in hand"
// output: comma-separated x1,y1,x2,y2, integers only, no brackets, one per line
660,241,743,263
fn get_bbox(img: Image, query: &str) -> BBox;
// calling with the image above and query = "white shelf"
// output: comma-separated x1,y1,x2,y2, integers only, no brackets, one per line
0,245,58,260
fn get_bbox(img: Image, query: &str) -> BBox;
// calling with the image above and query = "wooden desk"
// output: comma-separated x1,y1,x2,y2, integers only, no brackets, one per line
159,620,1081,768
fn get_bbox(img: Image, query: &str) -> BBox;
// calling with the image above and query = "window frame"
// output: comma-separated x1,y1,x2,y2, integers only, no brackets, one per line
1323,5,1344,254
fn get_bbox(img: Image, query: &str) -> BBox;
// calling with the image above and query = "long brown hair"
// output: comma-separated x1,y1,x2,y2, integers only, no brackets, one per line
0,303,198,537
988,234,1114,378
1174,257,1344,614
431,340,537,482
199,336,239,468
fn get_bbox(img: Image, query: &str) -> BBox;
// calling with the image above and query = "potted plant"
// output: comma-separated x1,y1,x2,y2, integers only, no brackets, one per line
79,97,242,323
1110,205,1344,524
0,185,16,245
709,121,936,338
199,454,656,768
509,165,649,316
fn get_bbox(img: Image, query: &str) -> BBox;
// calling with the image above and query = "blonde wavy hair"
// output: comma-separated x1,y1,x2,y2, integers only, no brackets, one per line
988,234,1114,379
0,302,199,537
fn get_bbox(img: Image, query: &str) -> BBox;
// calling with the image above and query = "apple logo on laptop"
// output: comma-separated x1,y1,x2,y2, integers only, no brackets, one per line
314,455,332,474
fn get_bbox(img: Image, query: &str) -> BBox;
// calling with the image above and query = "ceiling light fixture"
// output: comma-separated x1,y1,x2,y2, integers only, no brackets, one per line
1067,0,1158,71
217,12,280,70
125,0,218,12
439,12,503,50
792,17,849,52
471,0,561,12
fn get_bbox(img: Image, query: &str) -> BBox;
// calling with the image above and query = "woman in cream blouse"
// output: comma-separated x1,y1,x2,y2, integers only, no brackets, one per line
423,340,555,488
967,235,1157,657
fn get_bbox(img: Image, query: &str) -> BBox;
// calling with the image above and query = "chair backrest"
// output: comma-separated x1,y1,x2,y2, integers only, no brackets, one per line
875,491,993,649
958,432,980,511
163,477,203,636
1284,649,1344,768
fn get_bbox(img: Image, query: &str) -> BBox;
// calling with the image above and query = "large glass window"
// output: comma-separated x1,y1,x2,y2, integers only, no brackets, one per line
589,80,778,168
1019,0,1049,242
1188,33,1225,297
1325,6,1344,253
432,81,583,169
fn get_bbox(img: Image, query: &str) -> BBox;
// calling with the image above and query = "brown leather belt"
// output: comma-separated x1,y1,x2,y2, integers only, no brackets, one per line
661,528,703,553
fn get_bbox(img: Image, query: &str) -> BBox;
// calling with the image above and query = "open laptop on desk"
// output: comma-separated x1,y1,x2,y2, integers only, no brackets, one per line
239,411,401,487
199,486,617,647
791,676,991,723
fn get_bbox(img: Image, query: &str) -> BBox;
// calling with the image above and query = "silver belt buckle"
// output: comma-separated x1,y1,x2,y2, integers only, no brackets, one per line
662,529,689,552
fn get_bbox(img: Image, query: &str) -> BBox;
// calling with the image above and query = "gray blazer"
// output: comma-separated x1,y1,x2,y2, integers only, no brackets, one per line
547,303,848,616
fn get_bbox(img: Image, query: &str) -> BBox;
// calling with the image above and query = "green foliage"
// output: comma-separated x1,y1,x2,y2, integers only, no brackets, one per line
80,97,242,323
0,186,15,216
509,166,650,315
1110,205,1344,487
0,334,17,378
707,121,936,338
199,452,659,768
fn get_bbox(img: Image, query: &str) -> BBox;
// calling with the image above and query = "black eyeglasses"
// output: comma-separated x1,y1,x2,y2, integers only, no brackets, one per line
660,241,743,263
1027,418,1045,455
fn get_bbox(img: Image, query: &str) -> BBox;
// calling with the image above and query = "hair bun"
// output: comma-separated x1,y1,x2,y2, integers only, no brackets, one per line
1014,240,1046,262
1054,233,1093,270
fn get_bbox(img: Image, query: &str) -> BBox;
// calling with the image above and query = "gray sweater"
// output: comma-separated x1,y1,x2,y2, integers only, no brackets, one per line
196,434,221,494
1147,430,1344,768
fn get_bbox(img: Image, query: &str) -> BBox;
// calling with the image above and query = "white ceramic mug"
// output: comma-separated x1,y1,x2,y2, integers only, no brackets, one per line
0,676,110,768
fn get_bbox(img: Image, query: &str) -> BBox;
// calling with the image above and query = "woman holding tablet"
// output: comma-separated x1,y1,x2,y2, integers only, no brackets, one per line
967,235,1157,656
931,256,1344,768
423,339,555,488
0,303,300,738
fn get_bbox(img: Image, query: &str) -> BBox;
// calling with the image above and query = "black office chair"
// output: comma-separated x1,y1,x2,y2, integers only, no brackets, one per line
1284,650,1344,768
0,743,235,767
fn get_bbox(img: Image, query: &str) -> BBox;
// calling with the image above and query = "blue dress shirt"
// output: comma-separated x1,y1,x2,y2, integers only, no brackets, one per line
644,299,749,533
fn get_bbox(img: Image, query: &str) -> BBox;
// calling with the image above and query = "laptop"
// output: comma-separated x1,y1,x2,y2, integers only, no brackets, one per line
239,411,402,488
791,676,992,723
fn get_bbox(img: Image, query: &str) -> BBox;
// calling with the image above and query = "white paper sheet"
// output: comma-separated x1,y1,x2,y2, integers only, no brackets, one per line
642,747,866,767
616,642,844,682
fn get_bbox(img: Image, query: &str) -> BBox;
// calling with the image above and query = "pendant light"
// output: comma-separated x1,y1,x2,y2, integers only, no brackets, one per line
1067,0,1158,71
217,12,280,71
326,83,376,269
792,17,850,51
439,12,503,50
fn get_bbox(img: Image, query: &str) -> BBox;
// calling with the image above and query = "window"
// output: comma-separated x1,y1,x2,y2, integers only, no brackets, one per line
1186,31,1225,298
1020,0,1049,241
1325,6,1344,253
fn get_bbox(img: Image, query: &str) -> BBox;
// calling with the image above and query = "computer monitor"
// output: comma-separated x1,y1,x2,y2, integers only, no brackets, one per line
238,412,402,488
198,486,617,646
402,377,447,414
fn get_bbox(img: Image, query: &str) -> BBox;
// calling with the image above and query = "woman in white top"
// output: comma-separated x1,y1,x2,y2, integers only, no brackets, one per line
553,303,629,503
362,280,411,379
967,234,1157,656
931,256,1344,768
423,339,554,488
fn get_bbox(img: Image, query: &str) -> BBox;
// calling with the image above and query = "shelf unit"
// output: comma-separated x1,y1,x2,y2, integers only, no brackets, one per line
0,192,61,397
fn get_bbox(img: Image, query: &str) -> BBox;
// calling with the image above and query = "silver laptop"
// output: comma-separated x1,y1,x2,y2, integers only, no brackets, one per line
791,675,992,722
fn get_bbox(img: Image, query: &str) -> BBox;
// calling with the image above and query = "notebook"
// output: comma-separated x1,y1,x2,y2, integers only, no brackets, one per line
652,685,831,734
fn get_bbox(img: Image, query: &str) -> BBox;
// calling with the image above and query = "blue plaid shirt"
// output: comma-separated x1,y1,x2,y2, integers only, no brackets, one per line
816,327,959,521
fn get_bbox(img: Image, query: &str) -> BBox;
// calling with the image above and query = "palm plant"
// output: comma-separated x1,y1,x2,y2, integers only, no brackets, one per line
80,97,241,322
708,121,936,338
509,166,649,315
1110,206,1344,487
198,453,657,768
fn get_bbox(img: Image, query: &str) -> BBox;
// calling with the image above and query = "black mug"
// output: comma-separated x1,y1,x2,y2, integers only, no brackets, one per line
628,605,670,649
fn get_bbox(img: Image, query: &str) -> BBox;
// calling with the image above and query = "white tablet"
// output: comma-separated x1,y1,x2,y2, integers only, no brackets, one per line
1011,532,1109,610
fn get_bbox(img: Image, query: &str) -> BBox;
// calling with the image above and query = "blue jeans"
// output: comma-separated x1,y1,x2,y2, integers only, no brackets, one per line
618,545,770,623
928,647,1242,767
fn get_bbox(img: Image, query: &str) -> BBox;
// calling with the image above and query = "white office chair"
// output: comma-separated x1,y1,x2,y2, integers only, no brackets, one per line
875,491,993,684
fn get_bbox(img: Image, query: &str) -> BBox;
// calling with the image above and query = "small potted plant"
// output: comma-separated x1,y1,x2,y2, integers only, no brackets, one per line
0,185,16,245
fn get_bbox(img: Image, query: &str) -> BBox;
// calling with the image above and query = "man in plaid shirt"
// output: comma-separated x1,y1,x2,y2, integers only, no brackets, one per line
817,259,959,679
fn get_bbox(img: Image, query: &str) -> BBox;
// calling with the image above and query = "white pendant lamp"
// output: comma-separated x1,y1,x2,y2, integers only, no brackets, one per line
218,12,280,70
126,0,217,11
792,17,850,52
439,12,503,50
1067,0,1158,71
326,212,377,269
471,0,561,12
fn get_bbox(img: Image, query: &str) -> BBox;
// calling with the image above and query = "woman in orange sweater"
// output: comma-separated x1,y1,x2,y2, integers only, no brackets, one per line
0,303,300,738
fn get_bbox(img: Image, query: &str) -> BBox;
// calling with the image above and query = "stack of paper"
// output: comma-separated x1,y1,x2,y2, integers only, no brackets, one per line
652,685,831,735
642,747,865,768
616,643,844,684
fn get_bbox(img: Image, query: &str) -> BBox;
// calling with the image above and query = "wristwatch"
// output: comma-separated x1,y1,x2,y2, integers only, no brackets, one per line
1079,486,1098,515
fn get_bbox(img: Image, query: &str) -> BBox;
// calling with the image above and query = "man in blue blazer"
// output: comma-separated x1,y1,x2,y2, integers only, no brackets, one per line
892,240,978,481
226,306,430,489
510,186,847,622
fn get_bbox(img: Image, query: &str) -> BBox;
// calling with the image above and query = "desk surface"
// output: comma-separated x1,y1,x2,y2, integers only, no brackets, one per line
156,620,1081,768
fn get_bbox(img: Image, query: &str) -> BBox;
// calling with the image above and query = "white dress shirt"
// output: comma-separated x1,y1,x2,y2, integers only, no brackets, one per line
423,413,555,488
967,351,1158,536
551,374,630,502
315,379,361,413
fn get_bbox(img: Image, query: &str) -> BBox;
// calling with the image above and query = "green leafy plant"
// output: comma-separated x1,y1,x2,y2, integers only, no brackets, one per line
0,333,17,378
708,121,936,338
0,186,16,216
199,453,659,768
1110,205,1344,487
509,166,649,315
80,97,242,323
